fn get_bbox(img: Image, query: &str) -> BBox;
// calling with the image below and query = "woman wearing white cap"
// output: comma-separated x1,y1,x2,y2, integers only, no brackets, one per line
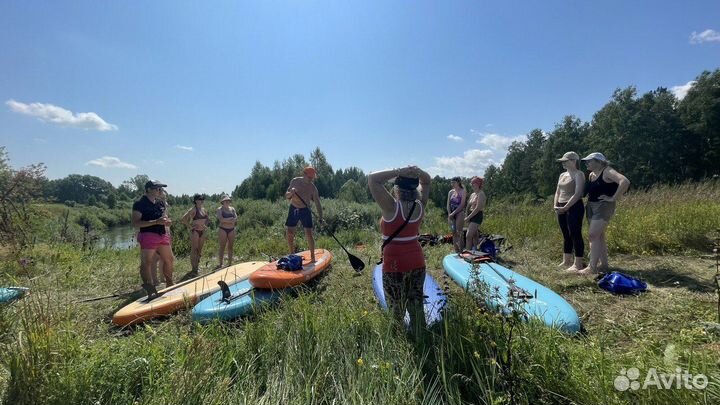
579,153,630,275
553,152,586,272
216,194,237,268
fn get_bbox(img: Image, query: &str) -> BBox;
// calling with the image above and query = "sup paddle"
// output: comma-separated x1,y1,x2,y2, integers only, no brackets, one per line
76,262,243,304
292,191,365,272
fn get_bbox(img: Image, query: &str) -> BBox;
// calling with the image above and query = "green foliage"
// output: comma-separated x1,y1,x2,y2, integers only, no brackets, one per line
485,69,720,199
337,179,368,203
677,70,720,178
0,147,47,253
319,200,379,235
233,149,373,201
47,174,114,205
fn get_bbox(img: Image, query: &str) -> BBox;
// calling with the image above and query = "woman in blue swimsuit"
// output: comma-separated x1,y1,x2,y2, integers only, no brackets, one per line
216,195,238,268
182,194,209,275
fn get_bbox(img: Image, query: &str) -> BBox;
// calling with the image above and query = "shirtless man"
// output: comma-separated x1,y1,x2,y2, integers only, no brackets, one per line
284,167,324,262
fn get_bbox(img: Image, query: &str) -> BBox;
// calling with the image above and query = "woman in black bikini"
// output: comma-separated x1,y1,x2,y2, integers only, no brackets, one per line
216,195,237,268
464,176,486,251
446,177,467,253
182,194,209,275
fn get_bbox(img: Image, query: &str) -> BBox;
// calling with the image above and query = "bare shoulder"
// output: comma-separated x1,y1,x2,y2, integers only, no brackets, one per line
604,167,621,181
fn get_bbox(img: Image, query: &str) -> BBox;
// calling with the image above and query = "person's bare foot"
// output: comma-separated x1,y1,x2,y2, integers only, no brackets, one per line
558,254,573,267
565,266,580,273
576,266,595,275
566,257,584,272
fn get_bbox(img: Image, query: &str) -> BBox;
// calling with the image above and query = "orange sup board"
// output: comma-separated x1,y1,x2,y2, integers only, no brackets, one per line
112,261,268,326
249,249,333,289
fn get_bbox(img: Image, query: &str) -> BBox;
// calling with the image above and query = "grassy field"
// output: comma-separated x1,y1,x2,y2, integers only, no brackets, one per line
1,182,720,404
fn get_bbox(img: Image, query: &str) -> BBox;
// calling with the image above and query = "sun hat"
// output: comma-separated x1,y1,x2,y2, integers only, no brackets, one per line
581,152,610,163
557,151,580,162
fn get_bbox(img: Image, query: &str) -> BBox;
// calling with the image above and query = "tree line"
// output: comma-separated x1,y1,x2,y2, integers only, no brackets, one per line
485,69,720,198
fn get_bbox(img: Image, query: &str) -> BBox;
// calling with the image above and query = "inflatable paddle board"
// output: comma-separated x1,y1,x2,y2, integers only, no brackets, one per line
372,264,447,327
443,253,581,333
249,249,332,289
112,260,267,326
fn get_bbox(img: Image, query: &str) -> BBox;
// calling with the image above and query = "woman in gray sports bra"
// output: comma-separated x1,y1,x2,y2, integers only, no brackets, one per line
216,195,238,268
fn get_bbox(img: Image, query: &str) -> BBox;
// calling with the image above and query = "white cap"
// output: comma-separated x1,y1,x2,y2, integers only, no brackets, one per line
557,151,580,162
581,152,609,163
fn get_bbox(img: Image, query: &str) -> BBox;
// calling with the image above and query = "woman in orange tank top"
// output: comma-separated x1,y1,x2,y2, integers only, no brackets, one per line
368,165,431,333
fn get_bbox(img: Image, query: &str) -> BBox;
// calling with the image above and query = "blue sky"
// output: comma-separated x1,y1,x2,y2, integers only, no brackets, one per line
1,1,718,195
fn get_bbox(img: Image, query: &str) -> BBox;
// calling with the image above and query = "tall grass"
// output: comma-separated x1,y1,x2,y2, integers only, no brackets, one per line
2,279,717,405
482,180,720,255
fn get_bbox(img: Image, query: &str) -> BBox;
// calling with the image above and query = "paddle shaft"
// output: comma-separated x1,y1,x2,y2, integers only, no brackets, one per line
75,271,210,304
74,293,123,303
483,261,534,299
291,192,364,271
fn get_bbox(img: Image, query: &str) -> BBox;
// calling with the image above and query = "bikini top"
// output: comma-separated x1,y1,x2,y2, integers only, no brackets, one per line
220,208,236,219
193,208,208,220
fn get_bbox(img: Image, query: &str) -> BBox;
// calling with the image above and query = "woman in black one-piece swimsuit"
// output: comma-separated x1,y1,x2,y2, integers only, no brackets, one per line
579,153,630,275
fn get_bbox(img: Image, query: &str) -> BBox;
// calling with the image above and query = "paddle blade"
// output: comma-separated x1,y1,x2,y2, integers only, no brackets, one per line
348,253,365,272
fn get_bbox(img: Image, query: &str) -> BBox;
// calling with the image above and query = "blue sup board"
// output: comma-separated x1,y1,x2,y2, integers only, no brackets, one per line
372,264,447,327
192,279,283,323
443,253,581,334
0,287,29,304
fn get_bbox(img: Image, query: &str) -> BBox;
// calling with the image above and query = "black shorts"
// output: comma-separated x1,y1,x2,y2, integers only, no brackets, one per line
285,206,313,228
469,211,483,225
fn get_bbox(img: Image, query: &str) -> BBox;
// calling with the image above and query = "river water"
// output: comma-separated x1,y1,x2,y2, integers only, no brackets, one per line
97,225,137,249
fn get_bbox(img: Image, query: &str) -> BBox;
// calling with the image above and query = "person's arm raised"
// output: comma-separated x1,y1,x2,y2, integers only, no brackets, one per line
415,167,432,207
368,168,400,217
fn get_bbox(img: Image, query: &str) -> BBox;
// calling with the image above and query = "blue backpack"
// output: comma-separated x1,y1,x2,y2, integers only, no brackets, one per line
277,255,304,271
479,239,499,259
598,272,647,294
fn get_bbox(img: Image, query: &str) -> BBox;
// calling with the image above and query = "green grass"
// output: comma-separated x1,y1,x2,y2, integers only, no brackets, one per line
1,182,720,404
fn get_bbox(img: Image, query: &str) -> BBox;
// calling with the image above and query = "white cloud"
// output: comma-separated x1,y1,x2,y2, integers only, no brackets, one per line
86,156,136,169
690,29,720,44
176,145,194,151
670,81,696,100
6,99,118,131
447,134,463,142
476,133,525,151
429,149,496,178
